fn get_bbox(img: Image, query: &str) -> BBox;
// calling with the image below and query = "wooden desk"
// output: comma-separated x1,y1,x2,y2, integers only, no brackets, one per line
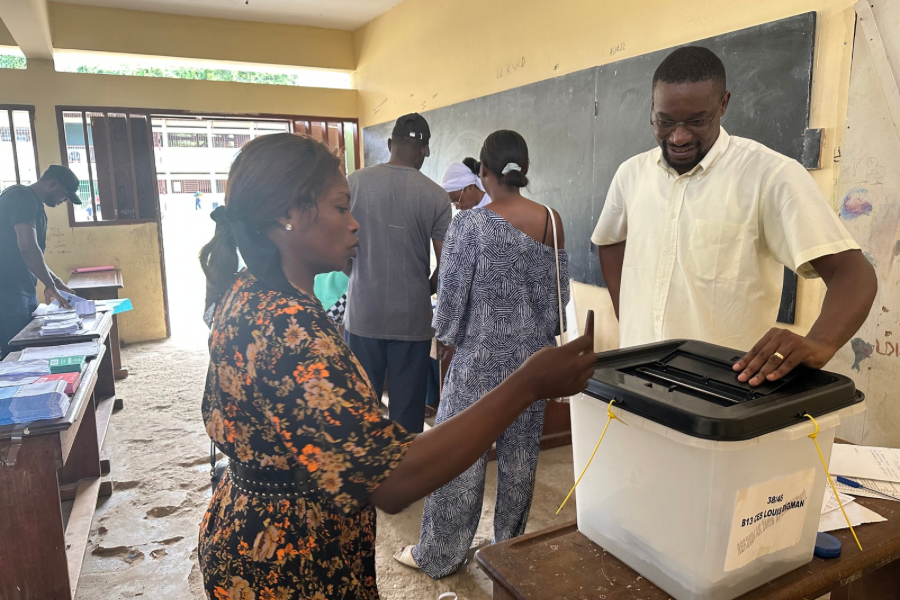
9,310,113,348
67,269,128,380
0,345,117,599
477,495,900,600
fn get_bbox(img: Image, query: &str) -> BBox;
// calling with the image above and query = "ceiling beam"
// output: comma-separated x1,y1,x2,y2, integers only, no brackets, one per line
0,0,53,59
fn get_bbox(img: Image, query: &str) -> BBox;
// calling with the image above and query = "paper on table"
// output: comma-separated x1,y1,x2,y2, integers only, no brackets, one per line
829,444,900,483
20,341,102,360
835,477,900,501
818,501,886,532
0,360,51,376
821,488,856,515
0,376,38,387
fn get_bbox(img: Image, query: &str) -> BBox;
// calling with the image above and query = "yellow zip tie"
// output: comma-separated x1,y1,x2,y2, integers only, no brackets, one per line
557,398,625,515
804,413,863,551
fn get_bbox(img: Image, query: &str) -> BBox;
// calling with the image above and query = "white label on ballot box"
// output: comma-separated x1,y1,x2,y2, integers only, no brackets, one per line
724,468,815,572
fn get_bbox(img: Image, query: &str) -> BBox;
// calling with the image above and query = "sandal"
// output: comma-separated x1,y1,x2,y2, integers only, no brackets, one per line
393,545,420,569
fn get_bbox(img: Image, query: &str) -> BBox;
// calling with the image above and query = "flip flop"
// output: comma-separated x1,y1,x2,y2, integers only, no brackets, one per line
393,545,420,569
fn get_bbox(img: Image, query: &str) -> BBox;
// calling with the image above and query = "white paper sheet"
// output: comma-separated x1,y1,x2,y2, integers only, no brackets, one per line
835,477,900,501
818,501,886,532
829,444,900,483
821,488,856,514
19,341,102,360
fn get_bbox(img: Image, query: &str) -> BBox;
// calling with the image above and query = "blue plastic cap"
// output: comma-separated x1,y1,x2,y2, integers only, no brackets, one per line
814,532,842,559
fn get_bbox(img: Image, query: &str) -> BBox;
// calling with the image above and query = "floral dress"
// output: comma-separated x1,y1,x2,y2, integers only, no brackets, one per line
200,272,415,600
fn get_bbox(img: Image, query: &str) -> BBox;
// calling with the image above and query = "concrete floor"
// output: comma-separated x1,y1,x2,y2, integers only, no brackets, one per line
74,334,580,600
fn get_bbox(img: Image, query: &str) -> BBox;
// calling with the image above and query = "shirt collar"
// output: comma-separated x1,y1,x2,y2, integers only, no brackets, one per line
656,127,731,178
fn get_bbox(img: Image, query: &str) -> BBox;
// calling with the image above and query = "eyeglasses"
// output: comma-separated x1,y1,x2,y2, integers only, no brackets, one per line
651,102,724,134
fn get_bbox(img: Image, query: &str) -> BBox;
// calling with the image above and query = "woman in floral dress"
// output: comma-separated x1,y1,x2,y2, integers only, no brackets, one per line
197,133,596,600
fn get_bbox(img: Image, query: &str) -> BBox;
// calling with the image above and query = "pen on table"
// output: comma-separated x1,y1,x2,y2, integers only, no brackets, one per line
835,476,900,502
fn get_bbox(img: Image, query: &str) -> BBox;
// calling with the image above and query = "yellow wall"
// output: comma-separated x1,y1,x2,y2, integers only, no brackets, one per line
48,2,355,71
354,0,857,348
0,59,357,343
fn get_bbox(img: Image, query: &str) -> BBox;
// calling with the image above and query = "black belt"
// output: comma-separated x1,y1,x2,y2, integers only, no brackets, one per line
228,461,318,499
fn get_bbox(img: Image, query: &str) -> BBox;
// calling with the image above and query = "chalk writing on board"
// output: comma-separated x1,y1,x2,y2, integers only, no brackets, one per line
497,57,526,80
610,42,626,56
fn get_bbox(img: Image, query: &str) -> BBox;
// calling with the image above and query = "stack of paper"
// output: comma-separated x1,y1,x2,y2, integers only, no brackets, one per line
0,360,51,388
0,381,70,426
39,311,84,336
59,290,96,316
20,341,102,360
818,487,886,532
34,372,82,394
817,444,900,532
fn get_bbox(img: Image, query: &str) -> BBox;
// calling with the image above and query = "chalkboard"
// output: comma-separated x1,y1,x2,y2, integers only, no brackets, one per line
364,12,817,323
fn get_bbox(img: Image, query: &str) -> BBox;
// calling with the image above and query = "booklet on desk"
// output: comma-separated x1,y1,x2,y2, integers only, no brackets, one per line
49,355,86,374
34,372,82,394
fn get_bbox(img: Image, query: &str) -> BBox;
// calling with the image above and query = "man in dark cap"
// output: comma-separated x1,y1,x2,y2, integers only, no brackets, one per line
0,165,82,355
344,113,452,433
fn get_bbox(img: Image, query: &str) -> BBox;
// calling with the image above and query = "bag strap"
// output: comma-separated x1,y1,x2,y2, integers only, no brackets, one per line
545,206,567,345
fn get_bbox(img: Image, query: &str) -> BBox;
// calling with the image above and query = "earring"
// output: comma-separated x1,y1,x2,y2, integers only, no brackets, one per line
285,223,293,231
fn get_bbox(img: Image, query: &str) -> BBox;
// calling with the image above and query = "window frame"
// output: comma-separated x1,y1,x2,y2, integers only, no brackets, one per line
0,104,41,187
57,106,360,228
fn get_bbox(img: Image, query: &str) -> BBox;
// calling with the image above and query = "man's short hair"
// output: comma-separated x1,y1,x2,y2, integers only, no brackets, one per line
653,46,726,93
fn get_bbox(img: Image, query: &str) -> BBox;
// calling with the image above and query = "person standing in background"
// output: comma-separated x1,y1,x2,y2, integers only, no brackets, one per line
441,158,490,210
397,130,569,578
344,113,452,434
0,166,82,356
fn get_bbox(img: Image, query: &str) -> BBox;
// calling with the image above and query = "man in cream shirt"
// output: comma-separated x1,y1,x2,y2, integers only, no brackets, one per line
593,46,877,387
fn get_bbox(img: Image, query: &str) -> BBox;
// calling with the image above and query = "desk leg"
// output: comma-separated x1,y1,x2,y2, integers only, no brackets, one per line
0,437,71,599
110,314,128,380
96,337,117,402
59,394,101,485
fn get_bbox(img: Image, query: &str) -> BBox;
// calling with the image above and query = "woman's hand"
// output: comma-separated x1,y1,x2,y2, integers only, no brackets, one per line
515,311,596,401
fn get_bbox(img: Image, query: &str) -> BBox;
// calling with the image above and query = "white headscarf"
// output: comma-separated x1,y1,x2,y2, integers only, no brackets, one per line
440,161,490,208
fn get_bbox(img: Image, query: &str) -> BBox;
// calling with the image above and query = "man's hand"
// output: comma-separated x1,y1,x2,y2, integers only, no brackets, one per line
733,327,837,386
45,285,72,309
56,280,76,295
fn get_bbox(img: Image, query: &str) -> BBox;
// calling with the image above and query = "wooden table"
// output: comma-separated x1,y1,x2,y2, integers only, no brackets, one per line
0,344,117,599
67,269,128,380
9,310,113,348
477,475,900,599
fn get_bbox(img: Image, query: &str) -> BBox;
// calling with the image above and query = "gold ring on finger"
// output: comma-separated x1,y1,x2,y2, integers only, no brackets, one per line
773,352,785,361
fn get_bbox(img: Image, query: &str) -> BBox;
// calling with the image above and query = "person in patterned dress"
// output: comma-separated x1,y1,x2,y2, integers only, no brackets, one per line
197,133,596,600
398,130,569,579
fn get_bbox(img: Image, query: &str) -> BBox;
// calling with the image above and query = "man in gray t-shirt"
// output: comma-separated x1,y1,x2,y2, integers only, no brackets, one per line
345,113,451,433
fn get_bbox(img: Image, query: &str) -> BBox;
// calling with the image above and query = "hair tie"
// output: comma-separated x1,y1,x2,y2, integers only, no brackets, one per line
501,163,521,175
210,205,230,226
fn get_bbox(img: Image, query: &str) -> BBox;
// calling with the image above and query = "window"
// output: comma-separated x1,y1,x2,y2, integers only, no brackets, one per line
0,106,40,193
158,179,167,195
170,178,212,194
293,120,359,175
58,108,160,225
168,133,208,148
215,179,228,194
212,133,251,149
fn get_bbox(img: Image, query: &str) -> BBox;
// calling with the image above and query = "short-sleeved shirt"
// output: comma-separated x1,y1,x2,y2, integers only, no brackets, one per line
591,128,860,351
345,164,452,341
199,272,415,599
0,185,47,300
314,270,350,310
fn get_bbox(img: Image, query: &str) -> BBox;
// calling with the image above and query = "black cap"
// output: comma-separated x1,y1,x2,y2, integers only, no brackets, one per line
42,165,82,205
391,113,431,150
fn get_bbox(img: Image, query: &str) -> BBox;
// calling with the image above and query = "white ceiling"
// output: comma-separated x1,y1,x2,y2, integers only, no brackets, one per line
52,0,405,30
